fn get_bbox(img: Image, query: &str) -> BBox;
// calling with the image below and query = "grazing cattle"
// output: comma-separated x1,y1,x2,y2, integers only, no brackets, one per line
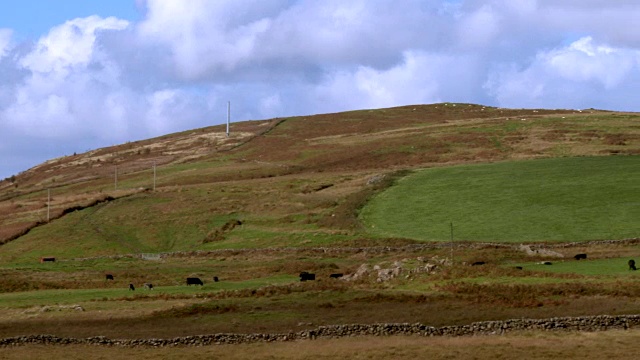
543,261,553,265
105,274,114,280
329,273,343,279
186,277,204,286
515,266,523,270
144,283,154,290
129,283,135,291
299,272,316,281
40,257,56,263
574,253,587,260
213,276,219,282
471,261,485,266
629,259,637,271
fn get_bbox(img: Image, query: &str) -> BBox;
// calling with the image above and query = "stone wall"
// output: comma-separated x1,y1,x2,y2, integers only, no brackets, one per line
2,314,639,347
66,238,640,262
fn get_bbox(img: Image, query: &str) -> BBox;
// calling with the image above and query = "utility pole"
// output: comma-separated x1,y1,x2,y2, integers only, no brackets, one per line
450,222,454,264
153,162,156,191
47,188,51,222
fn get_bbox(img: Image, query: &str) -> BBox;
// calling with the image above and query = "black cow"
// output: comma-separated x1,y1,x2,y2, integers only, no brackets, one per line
299,272,315,281
105,274,114,280
144,283,154,290
543,261,553,265
213,276,219,282
471,261,485,266
329,273,343,279
129,283,135,291
515,266,523,270
629,259,636,271
574,253,587,260
186,277,204,286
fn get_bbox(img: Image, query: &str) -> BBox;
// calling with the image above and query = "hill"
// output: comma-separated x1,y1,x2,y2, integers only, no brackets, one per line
0,103,640,348
0,103,639,260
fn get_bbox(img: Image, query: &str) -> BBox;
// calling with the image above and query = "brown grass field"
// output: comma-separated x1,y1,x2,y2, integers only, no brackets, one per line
0,103,639,358
1,330,639,359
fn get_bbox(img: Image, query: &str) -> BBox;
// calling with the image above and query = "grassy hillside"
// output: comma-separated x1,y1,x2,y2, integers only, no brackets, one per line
360,156,640,242
0,104,639,346
1,104,639,256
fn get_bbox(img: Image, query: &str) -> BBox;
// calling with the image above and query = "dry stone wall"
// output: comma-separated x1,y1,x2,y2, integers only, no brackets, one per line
2,315,639,347
67,238,640,262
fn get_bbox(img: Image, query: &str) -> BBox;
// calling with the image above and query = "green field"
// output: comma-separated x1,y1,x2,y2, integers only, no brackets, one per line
360,156,640,242
0,275,296,308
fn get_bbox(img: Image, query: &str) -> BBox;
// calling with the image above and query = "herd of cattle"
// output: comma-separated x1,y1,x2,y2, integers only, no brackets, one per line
469,253,638,271
566,253,636,271
99,254,636,290
105,272,346,290
117,276,211,290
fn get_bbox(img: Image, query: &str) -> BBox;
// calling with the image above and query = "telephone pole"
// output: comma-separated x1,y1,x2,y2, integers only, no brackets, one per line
450,222,454,264
47,188,51,222
153,162,156,191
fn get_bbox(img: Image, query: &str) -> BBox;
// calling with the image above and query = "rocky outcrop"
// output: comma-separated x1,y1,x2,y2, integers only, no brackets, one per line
519,244,564,258
341,256,444,282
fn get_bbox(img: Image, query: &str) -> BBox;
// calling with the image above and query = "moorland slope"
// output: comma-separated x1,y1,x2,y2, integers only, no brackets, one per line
0,103,638,346
1,103,638,259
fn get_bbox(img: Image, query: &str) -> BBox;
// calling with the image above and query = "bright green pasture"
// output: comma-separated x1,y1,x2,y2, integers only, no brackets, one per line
360,156,639,242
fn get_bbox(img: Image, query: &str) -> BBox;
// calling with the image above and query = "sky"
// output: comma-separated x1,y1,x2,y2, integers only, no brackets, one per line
1,0,640,179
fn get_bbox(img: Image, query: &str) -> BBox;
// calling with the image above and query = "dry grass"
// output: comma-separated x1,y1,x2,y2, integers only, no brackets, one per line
439,281,640,307
1,329,639,359
0,104,638,348
1,105,638,247
1,284,640,339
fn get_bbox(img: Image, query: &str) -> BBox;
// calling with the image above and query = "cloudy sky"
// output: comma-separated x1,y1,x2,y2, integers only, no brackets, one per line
1,0,639,179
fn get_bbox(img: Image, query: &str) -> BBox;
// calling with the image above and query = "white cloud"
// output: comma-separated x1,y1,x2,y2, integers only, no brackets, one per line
3,1,640,178
485,36,640,109
4,94,72,137
1,16,132,142
144,88,216,135
104,91,131,138
312,51,483,113
137,0,281,79
535,2,640,47
20,16,128,73
546,37,637,89
0,29,12,58
456,4,501,49
318,57,441,110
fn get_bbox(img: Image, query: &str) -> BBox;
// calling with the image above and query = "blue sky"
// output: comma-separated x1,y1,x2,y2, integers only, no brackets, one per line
1,0,640,180
1,0,141,39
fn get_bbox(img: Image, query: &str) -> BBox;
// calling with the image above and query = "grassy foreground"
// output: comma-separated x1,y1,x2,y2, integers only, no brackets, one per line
1,330,639,359
360,156,640,242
